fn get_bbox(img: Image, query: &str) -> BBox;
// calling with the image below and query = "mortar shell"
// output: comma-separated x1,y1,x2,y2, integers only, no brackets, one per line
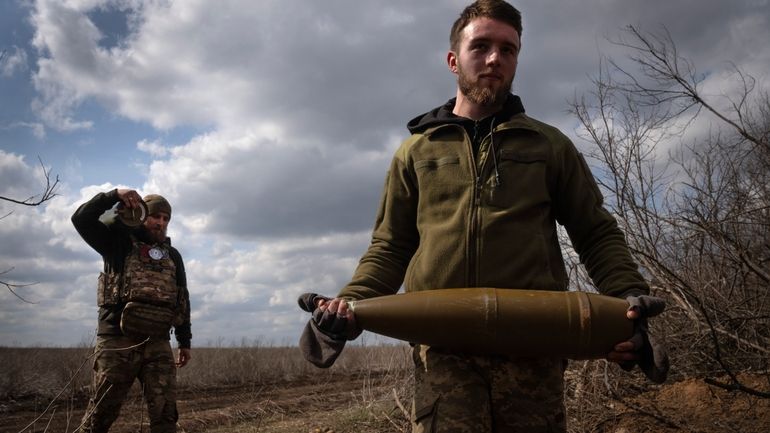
348,288,633,359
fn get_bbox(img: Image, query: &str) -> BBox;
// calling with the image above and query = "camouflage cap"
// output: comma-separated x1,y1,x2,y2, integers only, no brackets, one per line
143,194,172,216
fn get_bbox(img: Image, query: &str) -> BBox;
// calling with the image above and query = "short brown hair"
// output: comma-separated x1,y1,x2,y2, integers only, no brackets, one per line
450,0,522,51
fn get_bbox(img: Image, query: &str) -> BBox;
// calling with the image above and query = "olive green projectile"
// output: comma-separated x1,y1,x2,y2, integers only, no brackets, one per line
348,288,633,359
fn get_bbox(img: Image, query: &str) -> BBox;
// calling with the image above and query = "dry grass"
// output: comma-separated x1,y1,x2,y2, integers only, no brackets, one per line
0,342,411,397
0,347,93,401
177,342,411,386
3,343,768,433
176,342,413,432
0,342,413,433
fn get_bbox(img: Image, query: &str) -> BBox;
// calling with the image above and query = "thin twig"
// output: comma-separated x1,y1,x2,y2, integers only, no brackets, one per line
704,377,770,398
42,407,56,433
18,337,150,433
1,267,39,304
392,388,409,419
0,157,60,206
17,354,94,433
381,410,407,433
70,383,114,433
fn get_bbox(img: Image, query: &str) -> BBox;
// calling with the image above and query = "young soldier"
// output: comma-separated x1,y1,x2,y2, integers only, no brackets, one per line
307,1,668,432
73,189,191,433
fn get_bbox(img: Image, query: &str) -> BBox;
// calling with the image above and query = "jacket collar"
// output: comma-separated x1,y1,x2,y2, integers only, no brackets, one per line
407,94,526,135
421,112,545,140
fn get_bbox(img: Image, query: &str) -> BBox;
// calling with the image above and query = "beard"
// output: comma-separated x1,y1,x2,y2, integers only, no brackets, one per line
457,63,513,107
137,225,167,244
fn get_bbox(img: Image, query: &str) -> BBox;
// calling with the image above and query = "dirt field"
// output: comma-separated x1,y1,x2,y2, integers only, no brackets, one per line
2,373,405,433
4,374,770,433
2,346,769,433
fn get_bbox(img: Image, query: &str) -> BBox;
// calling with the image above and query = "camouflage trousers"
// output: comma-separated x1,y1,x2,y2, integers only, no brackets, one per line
78,335,178,433
411,345,566,433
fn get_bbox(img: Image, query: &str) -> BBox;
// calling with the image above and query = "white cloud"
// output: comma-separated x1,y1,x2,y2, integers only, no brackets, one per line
0,46,28,77
0,121,45,139
137,138,168,157
28,1,455,137
140,125,394,240
173,231,367,345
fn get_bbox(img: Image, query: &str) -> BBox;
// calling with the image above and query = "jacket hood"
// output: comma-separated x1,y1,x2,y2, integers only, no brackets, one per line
407,94,526,134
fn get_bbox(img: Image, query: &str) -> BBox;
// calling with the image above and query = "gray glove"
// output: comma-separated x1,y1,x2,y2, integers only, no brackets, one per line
621,294,670,384
626,294,666,318
297,292,363,368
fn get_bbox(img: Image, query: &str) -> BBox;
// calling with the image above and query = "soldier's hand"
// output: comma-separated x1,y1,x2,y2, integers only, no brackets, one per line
625,294,666,320
608,294,669,383
117,188,144,209
176,348,191,368
315,297,360,340
297,293,362,340
606,302,648,363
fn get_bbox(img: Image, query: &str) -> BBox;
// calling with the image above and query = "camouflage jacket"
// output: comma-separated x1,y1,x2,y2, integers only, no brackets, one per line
339,96,648,300
72,189,192,348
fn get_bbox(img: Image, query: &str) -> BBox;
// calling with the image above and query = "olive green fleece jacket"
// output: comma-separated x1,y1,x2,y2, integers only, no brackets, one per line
339,99,648,300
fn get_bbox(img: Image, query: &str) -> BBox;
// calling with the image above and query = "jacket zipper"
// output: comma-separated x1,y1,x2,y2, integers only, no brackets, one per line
468,120,491,287
467,118,501,287
468,123,481,287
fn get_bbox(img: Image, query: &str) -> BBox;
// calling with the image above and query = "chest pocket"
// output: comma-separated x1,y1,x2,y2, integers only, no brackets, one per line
486,148,550,210
123,243,178,307
414,156,467,218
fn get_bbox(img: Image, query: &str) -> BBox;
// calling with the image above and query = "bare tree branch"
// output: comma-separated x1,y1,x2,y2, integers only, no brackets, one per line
705,377,770,398
0,156,60,206
571,25,769,398
0,267,38,304
1,157,59,302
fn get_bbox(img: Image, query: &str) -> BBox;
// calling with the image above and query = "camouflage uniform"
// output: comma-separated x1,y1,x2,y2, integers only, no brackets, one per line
80,336,178,433
411,345,566,433
72,190,191,433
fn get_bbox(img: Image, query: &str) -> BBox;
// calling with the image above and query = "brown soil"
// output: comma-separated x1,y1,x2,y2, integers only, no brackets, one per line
598,374,770,433
3,375,768,433
1,375,403,433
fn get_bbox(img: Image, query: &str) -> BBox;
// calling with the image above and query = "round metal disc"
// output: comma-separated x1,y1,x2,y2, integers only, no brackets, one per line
117,200,148,227
148,247,164,260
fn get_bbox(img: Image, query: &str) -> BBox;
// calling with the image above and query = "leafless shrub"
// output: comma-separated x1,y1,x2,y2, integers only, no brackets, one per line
570,25,770,397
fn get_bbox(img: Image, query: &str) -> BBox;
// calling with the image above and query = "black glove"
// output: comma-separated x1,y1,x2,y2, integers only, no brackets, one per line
620,294,670,384
297,293,350,340
297,292,353,369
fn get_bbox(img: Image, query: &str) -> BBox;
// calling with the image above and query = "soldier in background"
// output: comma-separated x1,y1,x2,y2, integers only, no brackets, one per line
309,1,667,432
72,189,191,433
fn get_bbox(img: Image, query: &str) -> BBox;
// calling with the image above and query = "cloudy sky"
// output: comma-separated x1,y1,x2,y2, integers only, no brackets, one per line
1,0,768,347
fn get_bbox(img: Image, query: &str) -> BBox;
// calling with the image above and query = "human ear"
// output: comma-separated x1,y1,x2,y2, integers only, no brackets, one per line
447,51,458,73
